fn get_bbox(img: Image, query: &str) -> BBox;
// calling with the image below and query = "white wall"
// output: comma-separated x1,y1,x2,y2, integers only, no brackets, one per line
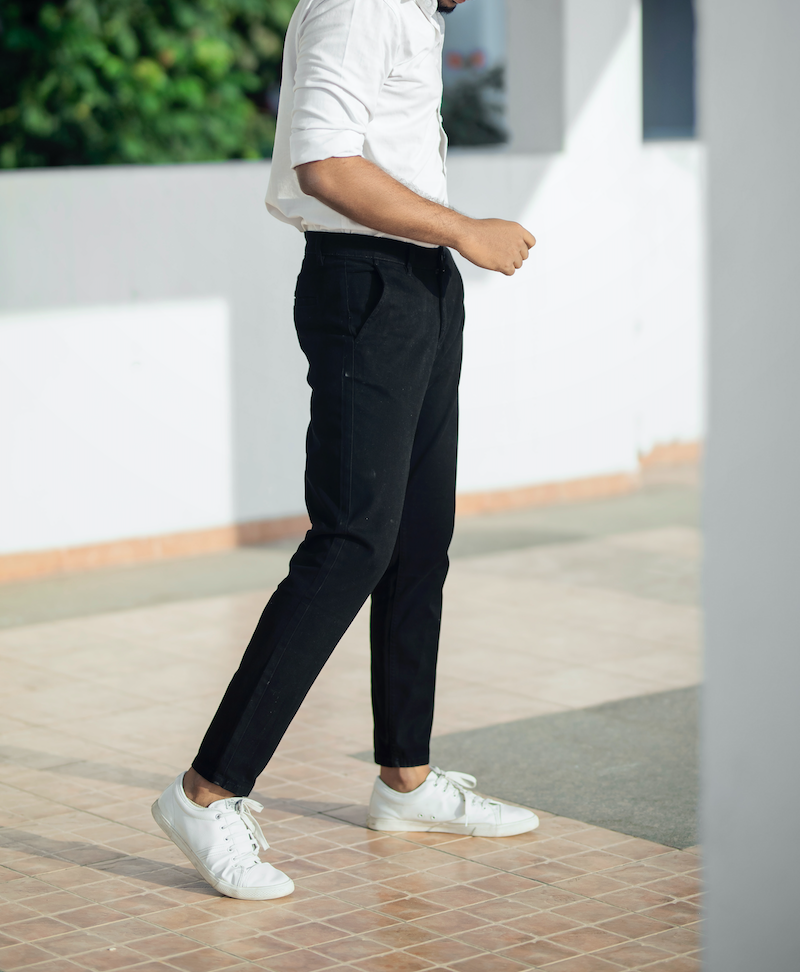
0,162,309,555
0,0,704,557
701,0,800,967
451,0,704,493
0,299,234,552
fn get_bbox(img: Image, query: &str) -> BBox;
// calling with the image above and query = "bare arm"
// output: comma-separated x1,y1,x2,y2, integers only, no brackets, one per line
296,156,535,275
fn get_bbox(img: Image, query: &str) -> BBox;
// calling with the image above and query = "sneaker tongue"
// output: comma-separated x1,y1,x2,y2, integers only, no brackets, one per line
207,796,240,811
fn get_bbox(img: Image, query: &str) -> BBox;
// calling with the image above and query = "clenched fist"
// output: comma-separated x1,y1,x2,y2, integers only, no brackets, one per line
454,218,536,275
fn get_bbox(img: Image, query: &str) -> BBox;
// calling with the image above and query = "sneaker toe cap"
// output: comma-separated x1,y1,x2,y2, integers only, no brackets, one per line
499,802,539,826
239,861,294,891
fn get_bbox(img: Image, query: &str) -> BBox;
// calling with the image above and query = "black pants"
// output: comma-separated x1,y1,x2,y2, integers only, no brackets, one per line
193,232,465,795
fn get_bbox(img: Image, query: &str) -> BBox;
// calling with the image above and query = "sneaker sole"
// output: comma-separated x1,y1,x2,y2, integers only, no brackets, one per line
365,814,539,837
151,799,295,901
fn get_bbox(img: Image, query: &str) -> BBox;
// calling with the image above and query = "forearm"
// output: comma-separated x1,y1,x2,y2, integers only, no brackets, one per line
296,156,467,248
295,155,536,275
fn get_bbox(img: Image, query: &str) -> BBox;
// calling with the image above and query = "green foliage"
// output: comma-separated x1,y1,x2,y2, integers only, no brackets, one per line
0,0,298,168
442,66,507,148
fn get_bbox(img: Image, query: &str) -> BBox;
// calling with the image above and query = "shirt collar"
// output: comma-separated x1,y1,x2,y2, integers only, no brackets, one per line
414,0,443,28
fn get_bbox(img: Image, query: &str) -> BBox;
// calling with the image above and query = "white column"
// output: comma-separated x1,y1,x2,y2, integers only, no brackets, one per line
701,0,800,967
506,0,564,152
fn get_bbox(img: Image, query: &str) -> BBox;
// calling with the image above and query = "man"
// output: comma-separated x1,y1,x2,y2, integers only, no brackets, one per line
152,0,537,901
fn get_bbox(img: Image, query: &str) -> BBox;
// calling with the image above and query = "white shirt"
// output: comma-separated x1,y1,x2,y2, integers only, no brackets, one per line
265,0,448,246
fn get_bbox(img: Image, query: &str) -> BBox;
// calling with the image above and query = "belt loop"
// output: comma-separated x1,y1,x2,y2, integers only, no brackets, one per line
438,246,446,274
404,242,412,275
307,232,324,266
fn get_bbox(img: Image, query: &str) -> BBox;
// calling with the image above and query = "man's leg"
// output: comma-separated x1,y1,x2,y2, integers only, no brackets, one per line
190,235,448,797
371,248,464,782
152,236,450,898
187,274,461,800
365,252,540,837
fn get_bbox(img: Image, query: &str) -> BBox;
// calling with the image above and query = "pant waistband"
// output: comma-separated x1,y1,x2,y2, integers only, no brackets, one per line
305,231,443,269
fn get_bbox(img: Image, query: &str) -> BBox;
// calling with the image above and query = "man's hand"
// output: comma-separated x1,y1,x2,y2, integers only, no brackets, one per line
452,218,535,275
296,156,537,275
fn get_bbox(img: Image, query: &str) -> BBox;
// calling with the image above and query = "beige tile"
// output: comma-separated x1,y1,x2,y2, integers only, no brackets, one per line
592,651,701,687
548,925,628,953
0,942,69,968
411,909,489,936
496,938,578,966
406,937,484,964
353,951,435,972
607,528,701,559
450,956,529,972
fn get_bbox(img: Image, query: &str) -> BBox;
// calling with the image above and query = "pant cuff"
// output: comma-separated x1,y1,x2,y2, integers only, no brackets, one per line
373,750,431,768
191,758,253,797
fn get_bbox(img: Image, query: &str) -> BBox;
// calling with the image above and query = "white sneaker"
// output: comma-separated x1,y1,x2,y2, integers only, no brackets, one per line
152,774,294,900
367,766,539,837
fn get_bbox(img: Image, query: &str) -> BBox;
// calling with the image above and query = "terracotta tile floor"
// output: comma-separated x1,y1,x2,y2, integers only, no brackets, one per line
0,524,701,970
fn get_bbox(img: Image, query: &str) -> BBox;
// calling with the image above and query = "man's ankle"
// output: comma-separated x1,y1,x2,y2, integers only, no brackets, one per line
379,764,430,793
183,767,236,807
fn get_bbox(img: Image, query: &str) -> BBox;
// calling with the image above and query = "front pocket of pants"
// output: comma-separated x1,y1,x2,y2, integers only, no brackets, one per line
346,261,387,342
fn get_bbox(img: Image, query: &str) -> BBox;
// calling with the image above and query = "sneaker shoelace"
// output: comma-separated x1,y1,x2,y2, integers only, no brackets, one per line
214,797,269,868
429,767,498,825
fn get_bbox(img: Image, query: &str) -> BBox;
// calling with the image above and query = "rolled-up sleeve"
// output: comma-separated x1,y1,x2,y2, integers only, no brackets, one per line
290,0,398,167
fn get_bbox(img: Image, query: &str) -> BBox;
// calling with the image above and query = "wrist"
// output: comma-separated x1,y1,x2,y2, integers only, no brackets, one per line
441,211,473,251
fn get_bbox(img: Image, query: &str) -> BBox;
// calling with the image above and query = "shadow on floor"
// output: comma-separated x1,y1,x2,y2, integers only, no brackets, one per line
355,686,699,849
0,826,215,892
